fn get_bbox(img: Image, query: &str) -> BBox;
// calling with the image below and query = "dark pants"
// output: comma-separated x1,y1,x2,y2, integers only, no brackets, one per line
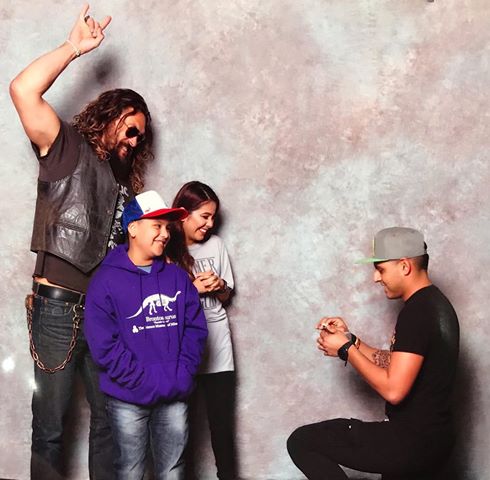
287,418,452,480
30,294,114,480
198,371,237,480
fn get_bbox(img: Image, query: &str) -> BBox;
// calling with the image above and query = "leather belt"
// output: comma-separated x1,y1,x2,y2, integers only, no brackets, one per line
33,282,85,305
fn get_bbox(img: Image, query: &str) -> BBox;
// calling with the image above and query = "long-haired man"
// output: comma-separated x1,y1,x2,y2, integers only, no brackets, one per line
10,5,154,479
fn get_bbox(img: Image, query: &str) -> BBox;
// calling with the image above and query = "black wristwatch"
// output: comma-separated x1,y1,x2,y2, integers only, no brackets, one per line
337,337,356,366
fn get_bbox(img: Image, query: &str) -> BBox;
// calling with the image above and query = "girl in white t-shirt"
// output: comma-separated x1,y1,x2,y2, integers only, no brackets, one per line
166,181,237,480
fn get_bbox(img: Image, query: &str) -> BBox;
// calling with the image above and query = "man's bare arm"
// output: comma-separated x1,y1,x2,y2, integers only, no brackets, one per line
348,348,423,404
339,335,392,369
9,4,111,155
372,349,391,368
356,341,392,369
317,317,392,368
318,329,422,404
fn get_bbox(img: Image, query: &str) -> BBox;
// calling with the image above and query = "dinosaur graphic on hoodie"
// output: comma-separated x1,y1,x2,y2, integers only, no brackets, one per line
84,244,208,406
127,291,182,318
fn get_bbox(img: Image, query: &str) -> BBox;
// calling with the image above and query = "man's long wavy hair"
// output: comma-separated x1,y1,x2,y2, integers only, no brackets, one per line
72,88,153,193
166,181,220,276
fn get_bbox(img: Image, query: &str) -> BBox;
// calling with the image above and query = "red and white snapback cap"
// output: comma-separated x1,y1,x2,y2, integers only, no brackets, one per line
122,190,188,232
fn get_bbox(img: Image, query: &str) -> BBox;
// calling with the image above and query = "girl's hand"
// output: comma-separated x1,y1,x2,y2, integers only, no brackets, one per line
68,4,112,56
194,271,223,293
192,276,209,294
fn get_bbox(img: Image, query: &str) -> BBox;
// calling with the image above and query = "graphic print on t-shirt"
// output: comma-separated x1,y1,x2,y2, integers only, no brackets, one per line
107,184,130,250
193,256,219,310
127,291,181,334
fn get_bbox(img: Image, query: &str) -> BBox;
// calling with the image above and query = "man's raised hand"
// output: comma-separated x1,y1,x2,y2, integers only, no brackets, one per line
68,4,112,56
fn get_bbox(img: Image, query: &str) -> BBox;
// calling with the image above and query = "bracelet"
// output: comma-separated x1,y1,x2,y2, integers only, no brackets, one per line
350,333,361,349
66,39,81,58
337,340,355,366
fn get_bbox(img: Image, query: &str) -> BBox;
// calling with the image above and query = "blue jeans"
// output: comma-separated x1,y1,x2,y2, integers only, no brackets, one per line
106,397,188,480
30,294,114,480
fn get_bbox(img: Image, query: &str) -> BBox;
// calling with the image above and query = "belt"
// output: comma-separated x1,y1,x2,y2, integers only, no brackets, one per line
32,282,86,305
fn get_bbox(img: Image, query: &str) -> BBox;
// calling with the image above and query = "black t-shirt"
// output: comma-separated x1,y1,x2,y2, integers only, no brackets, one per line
32,121,132,292
386,285,459,434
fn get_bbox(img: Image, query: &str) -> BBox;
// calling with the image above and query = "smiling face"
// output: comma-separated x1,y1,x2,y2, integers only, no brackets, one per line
182,200,217,245
127,218,171,265
373,260,406,299
103,108,147,162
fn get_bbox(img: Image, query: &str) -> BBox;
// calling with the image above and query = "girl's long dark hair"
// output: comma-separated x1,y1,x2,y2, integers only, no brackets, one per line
166,181,220,276
72,88,154,193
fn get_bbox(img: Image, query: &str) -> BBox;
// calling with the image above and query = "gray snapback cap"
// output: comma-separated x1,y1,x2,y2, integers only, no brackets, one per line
357,227,426,263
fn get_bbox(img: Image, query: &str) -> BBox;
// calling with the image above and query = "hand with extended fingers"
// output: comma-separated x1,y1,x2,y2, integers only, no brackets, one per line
68,4,112,56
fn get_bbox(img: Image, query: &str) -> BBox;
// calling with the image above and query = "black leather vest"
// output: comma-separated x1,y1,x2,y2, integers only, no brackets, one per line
30,140,119,273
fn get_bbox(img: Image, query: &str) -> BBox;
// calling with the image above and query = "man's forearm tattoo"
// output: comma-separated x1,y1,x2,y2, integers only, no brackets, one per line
372,349,391,368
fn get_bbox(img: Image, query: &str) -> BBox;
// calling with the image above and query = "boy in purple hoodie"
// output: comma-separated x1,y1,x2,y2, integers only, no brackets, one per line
85,190,208,480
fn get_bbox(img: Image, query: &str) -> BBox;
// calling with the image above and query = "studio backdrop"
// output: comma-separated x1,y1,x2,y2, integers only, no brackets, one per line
1,1,489,479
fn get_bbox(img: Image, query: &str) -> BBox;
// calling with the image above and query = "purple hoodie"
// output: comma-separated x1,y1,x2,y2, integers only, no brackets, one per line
85,244,208,406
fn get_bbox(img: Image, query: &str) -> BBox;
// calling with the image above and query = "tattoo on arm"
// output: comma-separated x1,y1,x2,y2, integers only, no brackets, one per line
372,349,391,368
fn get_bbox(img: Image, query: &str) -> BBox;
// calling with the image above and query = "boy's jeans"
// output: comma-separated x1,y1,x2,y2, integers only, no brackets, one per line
30,294,114,479
106,397,188,480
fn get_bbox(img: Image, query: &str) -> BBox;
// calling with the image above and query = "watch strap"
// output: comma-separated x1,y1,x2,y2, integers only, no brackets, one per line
337,340,355,366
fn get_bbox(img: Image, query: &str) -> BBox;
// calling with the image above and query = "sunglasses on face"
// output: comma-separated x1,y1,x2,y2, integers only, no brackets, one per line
125,125,146,144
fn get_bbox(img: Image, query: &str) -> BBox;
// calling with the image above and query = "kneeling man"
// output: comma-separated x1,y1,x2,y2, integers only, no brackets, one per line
288,227,459,480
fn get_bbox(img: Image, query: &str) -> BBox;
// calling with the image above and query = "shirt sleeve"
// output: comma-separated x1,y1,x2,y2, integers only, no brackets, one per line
33,121,82,182
392,303,430,356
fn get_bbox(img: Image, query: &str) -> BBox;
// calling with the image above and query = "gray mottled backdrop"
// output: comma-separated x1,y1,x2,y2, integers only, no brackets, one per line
1,1,489,479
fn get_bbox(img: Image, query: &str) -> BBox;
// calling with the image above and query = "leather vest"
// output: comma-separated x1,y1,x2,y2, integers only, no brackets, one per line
30,140,119,273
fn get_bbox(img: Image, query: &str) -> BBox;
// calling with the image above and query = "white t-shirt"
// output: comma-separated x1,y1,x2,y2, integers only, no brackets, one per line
188,235,235,374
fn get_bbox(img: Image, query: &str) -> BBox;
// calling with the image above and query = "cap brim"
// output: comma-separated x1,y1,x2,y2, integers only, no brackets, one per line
355,257,389,264
141,207,188,221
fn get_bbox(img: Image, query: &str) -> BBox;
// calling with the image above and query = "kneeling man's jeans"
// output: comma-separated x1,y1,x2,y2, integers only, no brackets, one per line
107,397,188,480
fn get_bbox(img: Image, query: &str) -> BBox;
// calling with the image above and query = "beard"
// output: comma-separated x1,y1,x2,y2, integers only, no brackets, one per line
112,141,135,163
109,143,134,183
